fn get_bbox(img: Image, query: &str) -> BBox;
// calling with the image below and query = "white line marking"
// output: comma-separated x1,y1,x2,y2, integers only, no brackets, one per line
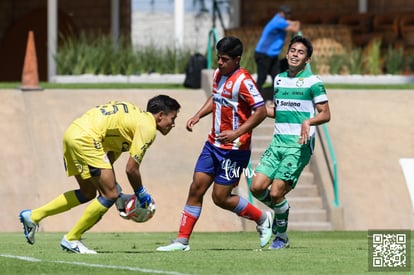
0,254,191,275
0,254,41,262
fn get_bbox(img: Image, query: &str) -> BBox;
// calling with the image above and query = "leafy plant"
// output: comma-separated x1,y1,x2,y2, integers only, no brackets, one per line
55,32,413,76
385,45,404,74
328,54,348,75
347,48,363,75
55,32,193,75
240,46,256,74
362,38,382,75
403,53,414,73
309,59,320,74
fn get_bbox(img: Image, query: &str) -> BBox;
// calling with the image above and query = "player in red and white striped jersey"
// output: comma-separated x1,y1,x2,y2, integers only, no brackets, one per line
157,36,273,252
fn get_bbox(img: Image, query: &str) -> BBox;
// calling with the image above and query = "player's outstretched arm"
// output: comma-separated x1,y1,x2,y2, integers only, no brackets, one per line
186,96,213,132
126,156,143,191
125,156,153,207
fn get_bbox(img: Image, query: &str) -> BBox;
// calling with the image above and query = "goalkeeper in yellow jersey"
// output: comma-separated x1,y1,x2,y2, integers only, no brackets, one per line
19,95,181,254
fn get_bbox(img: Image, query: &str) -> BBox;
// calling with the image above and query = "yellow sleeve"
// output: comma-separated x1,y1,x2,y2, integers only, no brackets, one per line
130,113,157,164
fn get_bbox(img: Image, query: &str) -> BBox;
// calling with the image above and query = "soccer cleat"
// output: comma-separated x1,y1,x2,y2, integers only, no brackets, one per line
256,211,273,248
19,210,38,245
156,241,190,252
269,236,290,249
60,235,97,254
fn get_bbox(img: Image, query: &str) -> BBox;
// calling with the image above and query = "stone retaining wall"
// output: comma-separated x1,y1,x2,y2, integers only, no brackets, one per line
1,88,413,233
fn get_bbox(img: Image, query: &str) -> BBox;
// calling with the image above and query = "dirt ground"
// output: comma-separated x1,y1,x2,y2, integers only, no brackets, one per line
0,88,413,234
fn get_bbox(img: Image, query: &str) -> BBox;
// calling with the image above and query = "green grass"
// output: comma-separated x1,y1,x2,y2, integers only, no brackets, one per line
0,231,411,274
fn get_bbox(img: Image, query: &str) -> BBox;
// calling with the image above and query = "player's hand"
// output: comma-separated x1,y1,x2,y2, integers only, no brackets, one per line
186,116,199,132
298,120,311,144
217,130,237,144
135,186,152,208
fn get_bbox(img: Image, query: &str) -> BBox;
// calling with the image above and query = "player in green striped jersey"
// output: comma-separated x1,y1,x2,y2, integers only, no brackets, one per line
250,36,331,249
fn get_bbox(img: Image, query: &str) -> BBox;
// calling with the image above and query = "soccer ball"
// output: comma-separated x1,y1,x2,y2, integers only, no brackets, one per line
117,194,156,223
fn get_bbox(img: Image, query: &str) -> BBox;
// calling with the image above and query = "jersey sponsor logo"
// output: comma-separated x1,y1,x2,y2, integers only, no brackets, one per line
281,90,303,96
292,91,304,96
277,100,301,107
213,94,232,107
134,141,152,163
245,79,260,97
233,114,239,128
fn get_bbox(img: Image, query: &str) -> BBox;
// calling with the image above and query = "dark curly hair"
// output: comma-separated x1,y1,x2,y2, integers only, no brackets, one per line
146,95,181,114
216,36,243,59
288,36,313,57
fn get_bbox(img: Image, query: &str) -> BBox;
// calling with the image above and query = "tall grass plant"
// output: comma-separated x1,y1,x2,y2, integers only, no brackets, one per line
55,32,192,76
385,46,404,74
55,32,414,77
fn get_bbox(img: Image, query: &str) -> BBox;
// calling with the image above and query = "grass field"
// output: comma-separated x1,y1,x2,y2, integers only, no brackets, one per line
1,83,412,274
1,231,411,274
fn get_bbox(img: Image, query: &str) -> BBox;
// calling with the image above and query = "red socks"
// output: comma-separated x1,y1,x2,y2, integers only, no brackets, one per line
238,203,263,222
177,211,198,240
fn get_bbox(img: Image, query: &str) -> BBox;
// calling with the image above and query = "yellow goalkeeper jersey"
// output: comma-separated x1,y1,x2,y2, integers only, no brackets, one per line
67,101,156,166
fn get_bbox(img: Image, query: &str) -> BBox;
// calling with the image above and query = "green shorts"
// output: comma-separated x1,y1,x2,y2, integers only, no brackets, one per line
254,138,312,189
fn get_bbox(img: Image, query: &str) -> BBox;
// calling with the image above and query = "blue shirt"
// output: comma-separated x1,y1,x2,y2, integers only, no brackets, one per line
255,14,289,57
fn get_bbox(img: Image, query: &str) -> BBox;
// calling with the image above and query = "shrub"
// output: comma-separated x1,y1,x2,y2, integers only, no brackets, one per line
385,46,404,74
55,32,413,76
361,39,382,75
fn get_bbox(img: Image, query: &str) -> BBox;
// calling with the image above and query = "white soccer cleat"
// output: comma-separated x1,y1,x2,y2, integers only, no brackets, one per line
156,241,190,252
256,211,273,248
60,235,97,254
19,209,38,245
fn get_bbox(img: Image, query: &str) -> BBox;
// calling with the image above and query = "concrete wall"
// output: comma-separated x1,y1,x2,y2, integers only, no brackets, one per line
1,88,413,233
322,89,414,230
1,88,244,234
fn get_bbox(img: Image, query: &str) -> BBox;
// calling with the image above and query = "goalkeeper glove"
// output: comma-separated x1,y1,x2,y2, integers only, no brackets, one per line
135,186,152,208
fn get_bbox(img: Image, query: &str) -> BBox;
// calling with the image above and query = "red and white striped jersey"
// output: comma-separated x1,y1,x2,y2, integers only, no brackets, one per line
208,68,264,150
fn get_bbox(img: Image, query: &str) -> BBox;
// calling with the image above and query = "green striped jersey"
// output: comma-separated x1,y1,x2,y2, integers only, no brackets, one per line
272,69,328,151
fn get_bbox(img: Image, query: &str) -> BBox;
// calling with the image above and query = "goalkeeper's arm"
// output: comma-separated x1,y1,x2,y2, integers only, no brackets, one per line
125,156,152,208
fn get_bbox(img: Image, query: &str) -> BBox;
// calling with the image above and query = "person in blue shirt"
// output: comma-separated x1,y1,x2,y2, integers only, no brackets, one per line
254,5,300,95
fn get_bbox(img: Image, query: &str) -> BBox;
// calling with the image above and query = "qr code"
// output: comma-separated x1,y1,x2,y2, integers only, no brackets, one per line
368,230,411,272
